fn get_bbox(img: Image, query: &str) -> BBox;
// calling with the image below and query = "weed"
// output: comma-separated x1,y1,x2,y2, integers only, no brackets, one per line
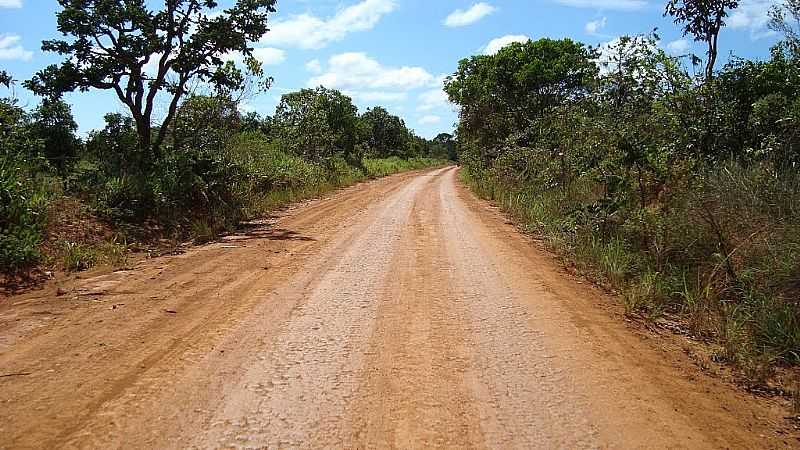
61,241,97,272
97,238,129,268
190,220,217,244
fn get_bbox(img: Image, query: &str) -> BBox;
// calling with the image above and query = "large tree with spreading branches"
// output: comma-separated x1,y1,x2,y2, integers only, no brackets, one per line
25,0,277,156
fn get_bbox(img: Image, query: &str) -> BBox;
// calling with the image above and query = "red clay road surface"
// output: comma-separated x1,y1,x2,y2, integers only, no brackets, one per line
0,167,795,449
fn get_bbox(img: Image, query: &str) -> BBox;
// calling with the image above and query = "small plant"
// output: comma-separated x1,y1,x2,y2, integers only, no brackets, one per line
61,241,97,272
190,220,217,244
97,238,129,268
623,271,668,317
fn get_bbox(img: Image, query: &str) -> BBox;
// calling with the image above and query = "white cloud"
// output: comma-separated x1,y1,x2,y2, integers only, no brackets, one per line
238,102,257,113
347,90,407,102
585,17,607,35
419,115,442,125
261,0,396,49
555,0,646,11
308,52,435,91
728,0,779,39
665,38,690,54
216,47,285,67
444,2,497,27
417,88,450,111
0,34,32,61
0,0,22,8
483,34,531,54
251,47,285,65
305,59,322,73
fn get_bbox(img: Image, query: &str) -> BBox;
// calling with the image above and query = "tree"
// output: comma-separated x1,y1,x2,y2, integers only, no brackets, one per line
665,0,739,80
171,94,241,153
770,0,800,57
29,99,80,170
272,87,359,162
359,107,409,157
432,132,457,161
26,0,276,156
0,70,11,89
444,38,597,161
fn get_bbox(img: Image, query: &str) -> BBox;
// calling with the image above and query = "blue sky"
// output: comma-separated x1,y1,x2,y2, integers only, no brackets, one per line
0,0,781,138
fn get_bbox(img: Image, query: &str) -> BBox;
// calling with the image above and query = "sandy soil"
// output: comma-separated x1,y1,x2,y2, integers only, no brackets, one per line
0,166,796,449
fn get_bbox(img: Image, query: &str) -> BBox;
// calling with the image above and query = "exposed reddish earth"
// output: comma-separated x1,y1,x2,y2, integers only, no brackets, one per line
0,167,796,448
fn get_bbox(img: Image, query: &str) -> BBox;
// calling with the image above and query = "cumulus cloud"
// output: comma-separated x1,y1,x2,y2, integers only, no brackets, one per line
346,90,407,102
308,52,435,91
419,115,442,125
555,0,646,11
665,38,690,54
585,17,607,35
261,0,396,49
0,34,32,61
0,0,22,8
483,34,531,54
217,47,285,67
728,0,779,39
305,59,322,73
251,47,286,65
417,88,450,111
444,2,497,27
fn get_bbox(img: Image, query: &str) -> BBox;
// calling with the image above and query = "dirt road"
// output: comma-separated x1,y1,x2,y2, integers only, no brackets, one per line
0,167,795,449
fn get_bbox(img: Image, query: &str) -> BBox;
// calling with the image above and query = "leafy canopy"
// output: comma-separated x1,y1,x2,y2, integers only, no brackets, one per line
445,38,597,154
26,0,277,154
273,87,360,162
359,106,410,158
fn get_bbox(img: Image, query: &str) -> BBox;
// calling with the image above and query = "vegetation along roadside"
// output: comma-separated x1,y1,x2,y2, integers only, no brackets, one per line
446,0,800,392
1,0,453,291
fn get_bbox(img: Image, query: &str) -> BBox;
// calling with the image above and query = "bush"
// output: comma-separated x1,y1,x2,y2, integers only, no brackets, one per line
0,99,51,273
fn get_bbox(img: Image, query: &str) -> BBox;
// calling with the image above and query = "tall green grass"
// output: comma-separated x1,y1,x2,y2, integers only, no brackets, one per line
228,134,445,220
461,163,800,380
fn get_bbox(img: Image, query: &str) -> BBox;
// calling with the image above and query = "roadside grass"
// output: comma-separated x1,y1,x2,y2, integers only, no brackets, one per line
460,164,800,387
41,148,446,274
58,238,129,272
229,133,446,220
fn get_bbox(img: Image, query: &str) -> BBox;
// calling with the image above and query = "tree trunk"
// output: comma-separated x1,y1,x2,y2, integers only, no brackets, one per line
135,117,153,158
706,31,719,81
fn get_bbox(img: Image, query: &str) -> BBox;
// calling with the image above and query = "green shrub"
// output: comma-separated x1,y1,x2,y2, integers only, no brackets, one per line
61,241,97,272
0,99,50,273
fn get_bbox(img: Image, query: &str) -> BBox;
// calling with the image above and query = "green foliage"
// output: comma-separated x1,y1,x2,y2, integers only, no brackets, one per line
27,0,276,154
359,106,410,158
273,87,360,162
664,0,739,79
29,99,80,170
769,0,800,57
0,70,11,88
451,32,800,374
432,133,457,161
0,99,49,272
0,159,48,272
445,38,597,157
61,241,97,272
